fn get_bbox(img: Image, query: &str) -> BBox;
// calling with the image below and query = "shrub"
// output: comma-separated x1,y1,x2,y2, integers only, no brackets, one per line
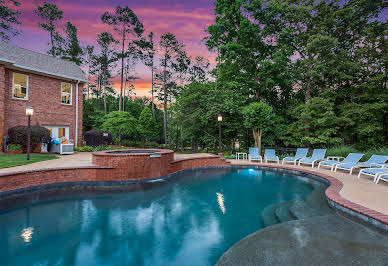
326,146,359,158
7,144,21,151
8,124,50,152
363,147,388,162
78,145,94,152
84,130,113,147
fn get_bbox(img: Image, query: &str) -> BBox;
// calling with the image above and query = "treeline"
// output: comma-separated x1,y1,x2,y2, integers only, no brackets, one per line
173,0,387,152
1,1,386,151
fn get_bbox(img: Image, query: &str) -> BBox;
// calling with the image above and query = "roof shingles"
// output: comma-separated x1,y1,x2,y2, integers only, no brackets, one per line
0,41,86,81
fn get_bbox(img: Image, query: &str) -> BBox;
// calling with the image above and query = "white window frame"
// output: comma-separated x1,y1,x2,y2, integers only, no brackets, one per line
61,82,72,105
44,126,70,139
12,72,29,100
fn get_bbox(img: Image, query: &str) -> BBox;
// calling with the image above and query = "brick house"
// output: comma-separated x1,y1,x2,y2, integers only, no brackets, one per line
0,41,87,149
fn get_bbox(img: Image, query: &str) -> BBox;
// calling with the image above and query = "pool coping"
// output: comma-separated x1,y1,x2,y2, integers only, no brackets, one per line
0,162,386,231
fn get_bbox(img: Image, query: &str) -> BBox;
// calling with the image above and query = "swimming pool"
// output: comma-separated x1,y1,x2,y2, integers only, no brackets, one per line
0,168,331,266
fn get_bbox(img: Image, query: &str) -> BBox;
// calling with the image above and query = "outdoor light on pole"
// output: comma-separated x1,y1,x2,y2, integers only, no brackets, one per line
26,105,34,160
218,113,222,152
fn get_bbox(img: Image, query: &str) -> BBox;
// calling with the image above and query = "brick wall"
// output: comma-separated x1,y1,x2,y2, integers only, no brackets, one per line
0,151,230,193
2,68,84,147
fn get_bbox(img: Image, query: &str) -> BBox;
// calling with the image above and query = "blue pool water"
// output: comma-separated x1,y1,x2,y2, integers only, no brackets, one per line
0,168,326,266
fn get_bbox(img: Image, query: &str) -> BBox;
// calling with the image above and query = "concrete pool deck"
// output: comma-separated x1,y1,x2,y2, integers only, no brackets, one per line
0,153,387,216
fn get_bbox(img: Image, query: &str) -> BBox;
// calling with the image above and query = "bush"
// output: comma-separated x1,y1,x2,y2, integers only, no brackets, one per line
7,144,21,151
8,124,50,152
326,146,359,158
363,147,388,162
77,145,94,152
84,130,113,147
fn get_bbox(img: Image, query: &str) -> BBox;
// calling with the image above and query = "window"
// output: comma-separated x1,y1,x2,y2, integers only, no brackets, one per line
13,73,28,100
58,128,65,138
61,82,72,105
44,126,69,139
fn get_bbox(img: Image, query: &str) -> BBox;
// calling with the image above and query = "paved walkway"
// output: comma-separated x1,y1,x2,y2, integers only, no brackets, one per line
0,153,387,215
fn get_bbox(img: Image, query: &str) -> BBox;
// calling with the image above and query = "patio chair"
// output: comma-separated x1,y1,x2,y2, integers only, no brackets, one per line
357,166,388,181
318,153,364,171
248,147,262,163
282,148,308,165
264,149,279,163
375,171,388,184
334,155,388,175
298,149,327,168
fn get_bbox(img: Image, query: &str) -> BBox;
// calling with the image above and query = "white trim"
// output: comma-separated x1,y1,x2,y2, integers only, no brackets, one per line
11,63,88,83
61,82,72,105
75,81,79,147
12,72,29,100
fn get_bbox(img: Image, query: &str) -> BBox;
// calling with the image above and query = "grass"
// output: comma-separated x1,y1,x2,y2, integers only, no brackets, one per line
0,154,59,169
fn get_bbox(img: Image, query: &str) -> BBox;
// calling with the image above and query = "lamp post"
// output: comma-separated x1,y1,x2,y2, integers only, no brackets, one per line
218,113,222,152
25,105,33,160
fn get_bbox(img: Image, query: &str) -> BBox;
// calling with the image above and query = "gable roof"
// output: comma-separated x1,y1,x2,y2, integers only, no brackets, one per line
0,41,87,82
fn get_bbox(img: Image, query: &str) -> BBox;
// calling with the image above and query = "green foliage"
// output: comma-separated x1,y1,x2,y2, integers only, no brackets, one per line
284,96,341,147
7,144,21,151
61,21,83,65
8,124,50,152
102,111,137,138
0,0,21,41
35,2,63,56
76,145,94,152
242,102,273,131
326,146,359,158
138,107,156,140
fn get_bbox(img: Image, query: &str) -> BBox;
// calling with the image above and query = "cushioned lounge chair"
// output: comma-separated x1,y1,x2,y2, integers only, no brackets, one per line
357,166,388,181
298,149,327,168
248,147,262,163
264,149,279,163
282,148,308,166
318,153,364,171
334,155,388,175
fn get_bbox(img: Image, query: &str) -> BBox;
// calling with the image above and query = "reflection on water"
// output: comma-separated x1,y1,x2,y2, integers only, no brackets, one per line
0,168,323,266
20,227,33,243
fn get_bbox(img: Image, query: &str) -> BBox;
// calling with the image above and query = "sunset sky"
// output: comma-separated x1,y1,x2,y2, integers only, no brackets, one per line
10,0,216,98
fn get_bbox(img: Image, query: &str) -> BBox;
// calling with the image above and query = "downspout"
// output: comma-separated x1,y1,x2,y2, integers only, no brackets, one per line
75,80,80,147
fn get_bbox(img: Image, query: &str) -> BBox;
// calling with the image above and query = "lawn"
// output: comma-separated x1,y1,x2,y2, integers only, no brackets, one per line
0,154,59,169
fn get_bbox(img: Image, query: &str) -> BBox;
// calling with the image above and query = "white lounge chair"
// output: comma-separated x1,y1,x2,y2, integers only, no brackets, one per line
264,149,279,163
318,153,364,171
335,155,388,175
248,147,262,163
299,149,326,168
282,148,308,166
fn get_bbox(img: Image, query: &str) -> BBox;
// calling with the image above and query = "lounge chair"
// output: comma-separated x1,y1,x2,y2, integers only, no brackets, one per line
298,149,327,168
375,171,388,184
282,148,308,165
248,147,262,163
264,149,279,163
334,155,388,175
318,153,364,171
357,166,388,181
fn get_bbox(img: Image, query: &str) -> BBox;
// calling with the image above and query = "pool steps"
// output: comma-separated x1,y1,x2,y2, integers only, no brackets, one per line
261,182,333,227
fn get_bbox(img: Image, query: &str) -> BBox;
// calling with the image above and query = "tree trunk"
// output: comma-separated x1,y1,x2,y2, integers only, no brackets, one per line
162,53,168,145
304,55,312,148
119,28,126,111
253,129,262,155
180,125,184,152
151,65,155,117
103,86,107,115
50,28,55,57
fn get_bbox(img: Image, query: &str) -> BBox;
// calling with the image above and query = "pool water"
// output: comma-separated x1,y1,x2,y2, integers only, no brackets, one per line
0,168,326,266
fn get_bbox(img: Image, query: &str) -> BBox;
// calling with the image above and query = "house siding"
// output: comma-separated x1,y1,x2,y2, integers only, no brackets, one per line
0,65,83,148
